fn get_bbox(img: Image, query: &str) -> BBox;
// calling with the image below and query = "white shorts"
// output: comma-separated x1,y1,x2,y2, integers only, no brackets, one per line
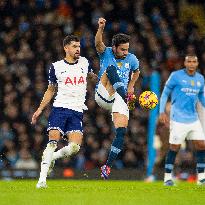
95,82,129,119
169,120,205,144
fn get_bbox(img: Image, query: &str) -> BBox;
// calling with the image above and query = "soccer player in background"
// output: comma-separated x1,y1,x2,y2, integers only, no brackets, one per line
159,54,205,186
95,18,140,179
31,34,95,188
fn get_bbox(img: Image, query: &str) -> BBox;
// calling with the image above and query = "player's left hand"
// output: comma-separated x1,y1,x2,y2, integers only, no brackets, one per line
159,113,169,126
31,108,42,125
127,93,137,110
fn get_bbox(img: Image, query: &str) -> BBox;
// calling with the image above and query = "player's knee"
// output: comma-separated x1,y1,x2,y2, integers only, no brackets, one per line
45,140,58,151
113,113,128,128
195,141,205,150
48,130,61,141
69,142,80,155
115,121,128,128
169,144,180,152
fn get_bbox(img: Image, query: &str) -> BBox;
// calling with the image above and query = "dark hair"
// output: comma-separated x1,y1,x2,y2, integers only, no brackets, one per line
63,34,80,47
112,33,130,47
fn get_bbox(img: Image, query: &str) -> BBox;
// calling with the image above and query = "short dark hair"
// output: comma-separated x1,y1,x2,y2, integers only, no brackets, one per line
63,34,80,47
112,33,130,47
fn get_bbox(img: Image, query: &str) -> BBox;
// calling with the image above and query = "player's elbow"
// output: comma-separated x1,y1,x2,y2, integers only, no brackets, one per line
133,70,140,78
95,41,104,52
95,42,101,49
46,85,56,96
135,70,140,75
94,37,100,46
96,47,104,54
47,84,55,91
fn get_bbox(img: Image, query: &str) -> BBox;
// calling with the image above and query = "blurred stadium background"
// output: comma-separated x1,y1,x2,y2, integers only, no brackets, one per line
0,0,205,181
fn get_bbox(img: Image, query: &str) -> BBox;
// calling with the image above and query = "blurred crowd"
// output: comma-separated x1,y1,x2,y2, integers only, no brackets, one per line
0,0,205,174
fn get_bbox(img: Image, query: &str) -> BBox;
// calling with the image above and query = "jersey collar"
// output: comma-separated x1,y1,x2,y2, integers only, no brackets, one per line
184,68,196,76
64,59,78,65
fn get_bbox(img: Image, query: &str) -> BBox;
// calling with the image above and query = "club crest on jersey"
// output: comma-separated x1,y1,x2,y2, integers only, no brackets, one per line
117,62,123,68
190,80,195,86
197,81,201,87
65,76,85,85
125,63,129,68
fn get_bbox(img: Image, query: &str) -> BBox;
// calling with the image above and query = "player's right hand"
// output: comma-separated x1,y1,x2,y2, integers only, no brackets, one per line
31,108,42,125
127,93,137,110
98,18,106,29
159,113,169,126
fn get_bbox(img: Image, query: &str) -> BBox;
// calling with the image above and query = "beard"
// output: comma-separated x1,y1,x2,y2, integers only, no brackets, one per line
74,53,80,60
115,52,127,59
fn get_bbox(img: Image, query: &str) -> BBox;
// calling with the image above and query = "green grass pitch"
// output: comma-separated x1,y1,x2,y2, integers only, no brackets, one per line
1,180,205,205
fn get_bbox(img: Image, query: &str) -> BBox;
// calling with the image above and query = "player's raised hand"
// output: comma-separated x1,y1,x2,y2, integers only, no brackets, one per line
31,108,42,125
98,18,106,29
159,113,169,126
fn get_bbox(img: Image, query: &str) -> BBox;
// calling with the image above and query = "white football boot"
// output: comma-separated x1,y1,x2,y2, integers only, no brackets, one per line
36,181,47,189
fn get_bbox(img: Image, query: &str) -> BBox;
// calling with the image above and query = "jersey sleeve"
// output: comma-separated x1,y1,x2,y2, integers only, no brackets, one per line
159,72,176,113
130,55,139,72
165,72,177,90
48,64,57,84
97,47,109,59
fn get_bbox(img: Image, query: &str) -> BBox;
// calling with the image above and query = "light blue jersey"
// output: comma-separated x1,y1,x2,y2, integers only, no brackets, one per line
97,47,139,91
160,69,205,123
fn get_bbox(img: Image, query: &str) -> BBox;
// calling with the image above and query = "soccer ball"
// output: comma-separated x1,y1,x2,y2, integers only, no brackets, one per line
139,91,158,109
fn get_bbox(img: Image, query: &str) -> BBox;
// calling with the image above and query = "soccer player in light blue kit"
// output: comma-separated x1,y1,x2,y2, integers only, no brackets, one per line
159,55,205,186
95,18,140,179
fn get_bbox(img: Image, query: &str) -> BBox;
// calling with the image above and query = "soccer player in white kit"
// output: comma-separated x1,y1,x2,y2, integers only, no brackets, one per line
159,55,205,186
31,35,94,188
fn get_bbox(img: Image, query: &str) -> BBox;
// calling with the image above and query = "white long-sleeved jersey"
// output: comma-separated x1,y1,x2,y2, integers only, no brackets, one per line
48,57,91,112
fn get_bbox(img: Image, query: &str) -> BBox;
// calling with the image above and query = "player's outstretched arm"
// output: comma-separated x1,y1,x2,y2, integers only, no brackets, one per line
95,17,106,54
31,84,56,124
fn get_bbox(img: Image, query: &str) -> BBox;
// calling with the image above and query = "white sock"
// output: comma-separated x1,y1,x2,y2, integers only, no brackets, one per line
198,173,205,181
38,141,57,182
52,142,80,161
164,173,172,182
